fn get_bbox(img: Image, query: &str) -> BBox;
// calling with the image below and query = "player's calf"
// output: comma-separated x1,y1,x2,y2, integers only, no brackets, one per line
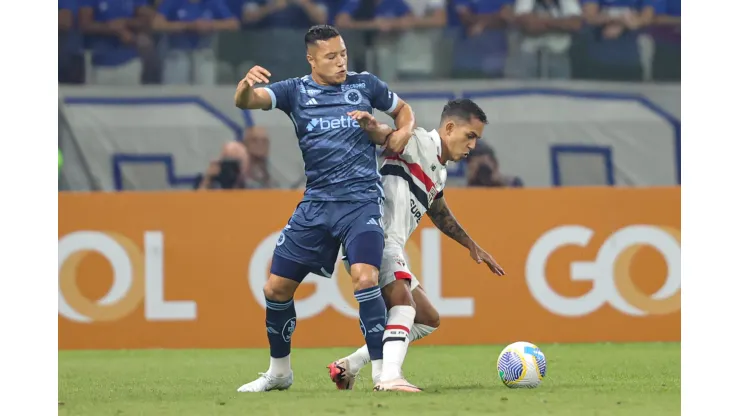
409,285,440,343
346,232,388,383
262,268,301,379
379,280,416,383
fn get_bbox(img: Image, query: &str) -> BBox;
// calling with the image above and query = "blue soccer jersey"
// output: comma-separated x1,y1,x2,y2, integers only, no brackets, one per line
264,71,399,202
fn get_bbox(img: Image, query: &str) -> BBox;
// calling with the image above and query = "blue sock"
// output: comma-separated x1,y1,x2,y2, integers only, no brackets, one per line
265,297,296,359
355,286,387,360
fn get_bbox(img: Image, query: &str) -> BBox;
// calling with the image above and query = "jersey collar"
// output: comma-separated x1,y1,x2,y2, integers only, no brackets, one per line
430,129,444,164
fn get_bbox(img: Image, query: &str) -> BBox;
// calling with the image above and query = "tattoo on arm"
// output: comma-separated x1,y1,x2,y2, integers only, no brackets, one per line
427,197,473,248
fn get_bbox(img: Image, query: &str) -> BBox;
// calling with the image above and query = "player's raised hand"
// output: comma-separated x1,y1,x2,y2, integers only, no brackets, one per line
470,244,505,276
242,65,272,87
348,110,379,131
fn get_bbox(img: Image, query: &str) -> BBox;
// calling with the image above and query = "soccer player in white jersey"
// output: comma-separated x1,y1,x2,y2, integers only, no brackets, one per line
328,98,506,392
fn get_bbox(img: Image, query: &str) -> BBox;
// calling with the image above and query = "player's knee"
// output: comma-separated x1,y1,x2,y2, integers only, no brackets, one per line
416,307,440,328
350,263,379,290
263,275,297,302
382,280,414,308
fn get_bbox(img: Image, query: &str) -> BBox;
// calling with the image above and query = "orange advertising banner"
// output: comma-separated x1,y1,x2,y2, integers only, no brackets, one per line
58,187,680,350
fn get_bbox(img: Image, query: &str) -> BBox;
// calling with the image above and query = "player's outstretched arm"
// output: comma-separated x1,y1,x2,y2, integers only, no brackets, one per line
427,196,474,249
427,196,505,276
234,66,274,110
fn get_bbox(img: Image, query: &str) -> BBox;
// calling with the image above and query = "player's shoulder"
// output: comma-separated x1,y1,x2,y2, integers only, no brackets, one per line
411,127,438,148
345,71,381,85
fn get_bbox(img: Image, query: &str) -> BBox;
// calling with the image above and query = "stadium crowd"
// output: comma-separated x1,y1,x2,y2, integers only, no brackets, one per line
59,0,680,85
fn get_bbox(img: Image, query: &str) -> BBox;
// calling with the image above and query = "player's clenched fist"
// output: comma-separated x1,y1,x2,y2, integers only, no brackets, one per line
241,65,272,87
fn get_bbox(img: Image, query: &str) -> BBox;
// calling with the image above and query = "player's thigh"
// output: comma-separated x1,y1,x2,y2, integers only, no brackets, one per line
271,201,338,283
411,286,440,328
337,200,384,270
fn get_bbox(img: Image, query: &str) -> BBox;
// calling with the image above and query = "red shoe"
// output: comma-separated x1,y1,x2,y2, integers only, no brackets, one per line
327,359,356,390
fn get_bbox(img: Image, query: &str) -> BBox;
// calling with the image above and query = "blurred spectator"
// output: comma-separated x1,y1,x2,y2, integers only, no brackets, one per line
580,0,656,81
335,0,413,31
335,0,414,77
59,0,85,84
393,0,447,79
240,0,329,29
195,141,251,190
242,126,279,188
450,0,513,78
154,0,239,85
454,0,512,37
79,0,153,85
651,0,679,81
466,141,523,188
513,0,582,79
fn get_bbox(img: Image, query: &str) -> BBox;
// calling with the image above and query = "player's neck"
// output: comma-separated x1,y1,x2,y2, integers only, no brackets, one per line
439,140,452,165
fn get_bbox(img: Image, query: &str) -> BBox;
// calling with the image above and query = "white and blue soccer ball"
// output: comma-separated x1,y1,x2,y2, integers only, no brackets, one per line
496,341,547,388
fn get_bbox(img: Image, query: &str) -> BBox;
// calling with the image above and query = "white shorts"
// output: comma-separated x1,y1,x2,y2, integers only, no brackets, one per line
341,247,420,291
378,247,420,291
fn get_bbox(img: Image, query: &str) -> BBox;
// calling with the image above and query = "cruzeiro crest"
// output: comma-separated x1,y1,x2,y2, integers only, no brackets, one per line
344,89,362,105
282,317,297,342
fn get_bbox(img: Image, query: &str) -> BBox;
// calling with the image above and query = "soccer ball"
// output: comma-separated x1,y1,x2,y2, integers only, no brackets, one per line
496,341,547,388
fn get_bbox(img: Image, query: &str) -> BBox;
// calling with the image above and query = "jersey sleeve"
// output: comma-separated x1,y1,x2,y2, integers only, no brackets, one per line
365,72,399,115
263,78,296,114
434,190,444,200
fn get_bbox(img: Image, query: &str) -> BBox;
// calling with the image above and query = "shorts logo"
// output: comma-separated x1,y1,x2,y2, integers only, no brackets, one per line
344,89,362,105
282,317,297,342
394,256,406,268
276,232,286,246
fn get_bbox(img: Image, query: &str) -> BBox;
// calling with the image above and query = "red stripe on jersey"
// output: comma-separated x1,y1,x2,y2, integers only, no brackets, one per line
394,271,412,281
386,324,410,333
385,156,434,191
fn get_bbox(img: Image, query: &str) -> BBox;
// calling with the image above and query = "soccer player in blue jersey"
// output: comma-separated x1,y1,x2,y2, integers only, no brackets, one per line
233,25,416,393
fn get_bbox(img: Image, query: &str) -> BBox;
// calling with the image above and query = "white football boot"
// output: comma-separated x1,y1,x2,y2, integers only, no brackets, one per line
373,378,422,393
237,372,293,393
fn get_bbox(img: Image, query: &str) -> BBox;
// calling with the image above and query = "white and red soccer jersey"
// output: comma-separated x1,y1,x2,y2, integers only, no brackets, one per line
379,127,448,249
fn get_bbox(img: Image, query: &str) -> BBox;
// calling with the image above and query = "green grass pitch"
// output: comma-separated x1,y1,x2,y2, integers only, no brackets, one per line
58,342,679,416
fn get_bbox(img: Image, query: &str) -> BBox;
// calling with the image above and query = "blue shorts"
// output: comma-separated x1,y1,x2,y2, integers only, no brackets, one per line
271,199,384,282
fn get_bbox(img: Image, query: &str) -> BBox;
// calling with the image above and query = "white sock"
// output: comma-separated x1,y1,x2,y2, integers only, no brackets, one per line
345,345,371,374
409,323,437,342
379,305,416,382
344,323,438,378
371,359,383,384
268,355,291,378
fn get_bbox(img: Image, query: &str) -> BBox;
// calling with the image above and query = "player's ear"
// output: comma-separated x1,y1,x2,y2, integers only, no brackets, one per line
306,53,313,68
445,120,455,136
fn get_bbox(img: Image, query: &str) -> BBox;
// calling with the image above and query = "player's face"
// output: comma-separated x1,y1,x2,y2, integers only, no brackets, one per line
307,36,348,85
445,118,486,162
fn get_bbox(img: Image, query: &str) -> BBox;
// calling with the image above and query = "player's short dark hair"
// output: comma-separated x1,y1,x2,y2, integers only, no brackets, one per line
305,25,341,47
441,99,488,125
